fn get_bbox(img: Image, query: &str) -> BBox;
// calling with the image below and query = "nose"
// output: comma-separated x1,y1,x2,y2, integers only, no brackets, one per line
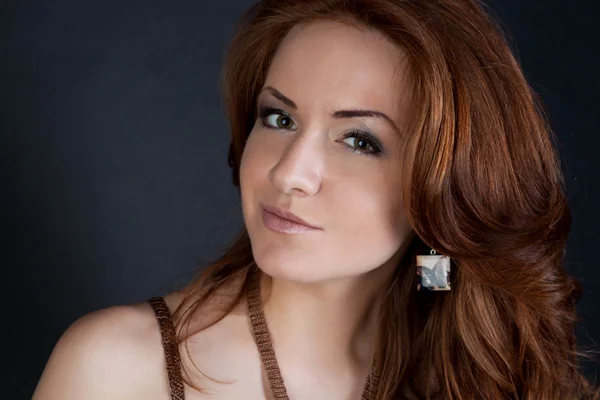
269,130,324,197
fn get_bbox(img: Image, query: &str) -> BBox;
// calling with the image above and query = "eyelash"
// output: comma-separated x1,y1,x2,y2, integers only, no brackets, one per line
256,106,384,157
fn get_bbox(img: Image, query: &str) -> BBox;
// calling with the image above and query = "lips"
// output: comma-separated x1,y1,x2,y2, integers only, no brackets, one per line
261,204,321,229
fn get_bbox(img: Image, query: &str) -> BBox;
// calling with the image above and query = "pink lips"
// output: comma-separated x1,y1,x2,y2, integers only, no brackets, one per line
261,204,321,234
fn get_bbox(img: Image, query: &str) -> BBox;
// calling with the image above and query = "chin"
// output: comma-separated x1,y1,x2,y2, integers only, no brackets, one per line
252,254,327,283
245,226,330,283
251,250,372,284
245,224,396,284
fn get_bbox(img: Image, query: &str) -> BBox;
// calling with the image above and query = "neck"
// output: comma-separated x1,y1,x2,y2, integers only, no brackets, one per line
257,245,408,371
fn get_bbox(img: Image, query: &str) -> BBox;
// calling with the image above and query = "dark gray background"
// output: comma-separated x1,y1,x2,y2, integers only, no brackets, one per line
1,1,598,398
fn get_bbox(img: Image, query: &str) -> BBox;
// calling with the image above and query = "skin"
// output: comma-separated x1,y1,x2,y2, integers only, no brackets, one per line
32,20,414,400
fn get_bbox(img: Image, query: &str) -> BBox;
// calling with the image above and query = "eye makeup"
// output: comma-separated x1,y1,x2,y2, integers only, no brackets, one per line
256,104,386,158
340,129,384,157
257,106,295,129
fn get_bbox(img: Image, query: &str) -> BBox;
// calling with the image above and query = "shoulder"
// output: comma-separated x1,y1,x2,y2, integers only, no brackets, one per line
33,293,184,400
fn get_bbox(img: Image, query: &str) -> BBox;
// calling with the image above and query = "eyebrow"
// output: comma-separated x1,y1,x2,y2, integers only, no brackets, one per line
261,86,401,134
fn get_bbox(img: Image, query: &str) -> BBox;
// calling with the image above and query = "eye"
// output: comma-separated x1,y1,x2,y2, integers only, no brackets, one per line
342,130,384,157
258,106,297,130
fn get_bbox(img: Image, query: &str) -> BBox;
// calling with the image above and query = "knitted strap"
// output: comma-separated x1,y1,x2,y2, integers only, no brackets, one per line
148,297,186,400
246,268,380,399
363,361,381,400
247,270,290,399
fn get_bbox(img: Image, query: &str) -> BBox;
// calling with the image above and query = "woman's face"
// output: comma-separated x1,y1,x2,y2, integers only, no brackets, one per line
240,20,413,283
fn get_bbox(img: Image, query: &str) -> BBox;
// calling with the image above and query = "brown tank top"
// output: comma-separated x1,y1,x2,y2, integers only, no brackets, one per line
148,296,186,400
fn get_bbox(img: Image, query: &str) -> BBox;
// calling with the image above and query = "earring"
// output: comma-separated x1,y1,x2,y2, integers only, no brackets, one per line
416,249,451,291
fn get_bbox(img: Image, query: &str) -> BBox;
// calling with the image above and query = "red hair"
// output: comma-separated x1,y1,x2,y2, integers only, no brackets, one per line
173,1,599,398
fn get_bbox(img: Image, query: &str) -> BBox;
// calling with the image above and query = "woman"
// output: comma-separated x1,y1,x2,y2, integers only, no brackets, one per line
33,0,599,398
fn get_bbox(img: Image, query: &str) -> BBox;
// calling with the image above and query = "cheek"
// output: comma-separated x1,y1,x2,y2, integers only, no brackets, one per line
326,178,408,266
240,133,266,190
240,132,277,226
241,125,282,163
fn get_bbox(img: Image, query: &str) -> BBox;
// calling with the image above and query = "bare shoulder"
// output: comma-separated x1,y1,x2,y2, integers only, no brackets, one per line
33,292,184,400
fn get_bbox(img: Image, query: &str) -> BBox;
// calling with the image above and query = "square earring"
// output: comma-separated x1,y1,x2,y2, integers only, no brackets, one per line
416,249,451,291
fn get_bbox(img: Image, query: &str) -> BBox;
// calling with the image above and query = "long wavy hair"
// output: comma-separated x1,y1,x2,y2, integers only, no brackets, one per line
172,0,598,398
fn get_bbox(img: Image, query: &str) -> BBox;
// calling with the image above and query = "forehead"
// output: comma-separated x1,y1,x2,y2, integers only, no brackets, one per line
263,20,410,123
